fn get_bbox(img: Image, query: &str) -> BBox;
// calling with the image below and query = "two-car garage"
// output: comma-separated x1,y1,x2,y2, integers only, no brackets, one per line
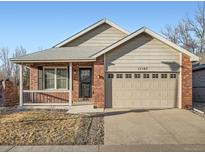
105,72,178,108
104,32,181,109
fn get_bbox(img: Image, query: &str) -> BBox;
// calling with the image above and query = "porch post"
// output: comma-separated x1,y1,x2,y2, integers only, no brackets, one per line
19,64,23,107
69,62,72,107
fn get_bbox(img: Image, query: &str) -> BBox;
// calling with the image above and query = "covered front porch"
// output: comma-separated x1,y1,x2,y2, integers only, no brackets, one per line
18,61,99,109
10,46,105,109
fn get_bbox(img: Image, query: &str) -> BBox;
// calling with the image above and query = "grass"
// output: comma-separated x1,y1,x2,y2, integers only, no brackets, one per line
0,108,104,145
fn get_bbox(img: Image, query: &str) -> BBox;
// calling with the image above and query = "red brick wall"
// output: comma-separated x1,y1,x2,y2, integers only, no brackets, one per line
2,80,18,106
30,66,38,90
93,56,105,108
181,53,192,109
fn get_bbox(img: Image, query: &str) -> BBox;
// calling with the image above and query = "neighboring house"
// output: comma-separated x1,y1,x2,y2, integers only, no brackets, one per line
193,52,205,104
11,19,199,109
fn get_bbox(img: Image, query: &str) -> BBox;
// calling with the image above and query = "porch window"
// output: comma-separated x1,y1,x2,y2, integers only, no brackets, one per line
44,68,55,89
44,67,68,90
57,68,67,89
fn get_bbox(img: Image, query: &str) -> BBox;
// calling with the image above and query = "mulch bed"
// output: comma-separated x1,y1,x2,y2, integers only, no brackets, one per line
0,108,104,145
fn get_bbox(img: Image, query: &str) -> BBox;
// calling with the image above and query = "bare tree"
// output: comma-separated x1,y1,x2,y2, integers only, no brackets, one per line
12,46,27,85
162,2,205,54
188,2,205,53
162,20,197,53
161,25,179,44
0,46,28,86
0,48,13,79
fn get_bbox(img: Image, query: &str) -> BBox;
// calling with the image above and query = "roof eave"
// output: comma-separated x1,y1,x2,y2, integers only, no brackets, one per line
10,58,96,64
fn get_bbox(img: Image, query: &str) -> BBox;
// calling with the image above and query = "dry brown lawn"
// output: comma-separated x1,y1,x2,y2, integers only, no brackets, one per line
0,108,104,145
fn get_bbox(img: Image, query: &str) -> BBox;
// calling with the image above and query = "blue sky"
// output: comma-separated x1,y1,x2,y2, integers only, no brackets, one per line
0,1,202,53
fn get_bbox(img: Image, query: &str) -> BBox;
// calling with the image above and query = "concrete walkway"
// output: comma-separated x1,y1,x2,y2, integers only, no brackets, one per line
104,108,205,145
1,145,205,152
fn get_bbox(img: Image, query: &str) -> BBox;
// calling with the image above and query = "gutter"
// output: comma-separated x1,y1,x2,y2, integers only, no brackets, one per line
10,58,96,64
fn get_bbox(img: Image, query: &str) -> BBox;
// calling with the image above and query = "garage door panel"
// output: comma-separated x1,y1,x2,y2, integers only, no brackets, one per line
106,72,178,108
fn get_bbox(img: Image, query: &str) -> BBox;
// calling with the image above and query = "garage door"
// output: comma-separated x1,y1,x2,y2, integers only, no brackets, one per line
105,73,178,108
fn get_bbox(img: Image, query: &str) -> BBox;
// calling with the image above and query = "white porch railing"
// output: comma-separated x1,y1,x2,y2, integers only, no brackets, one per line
23,90,70,105
19,62,73,107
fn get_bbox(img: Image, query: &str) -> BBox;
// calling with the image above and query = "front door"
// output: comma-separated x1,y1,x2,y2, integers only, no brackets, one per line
79,68,92,98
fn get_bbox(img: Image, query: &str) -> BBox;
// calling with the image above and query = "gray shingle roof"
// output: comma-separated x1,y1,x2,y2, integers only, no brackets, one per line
10,47,104,62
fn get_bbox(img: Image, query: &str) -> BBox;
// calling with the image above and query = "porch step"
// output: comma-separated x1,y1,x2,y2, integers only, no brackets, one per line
72,101,93,106
68,105,104,114
70,104,94,110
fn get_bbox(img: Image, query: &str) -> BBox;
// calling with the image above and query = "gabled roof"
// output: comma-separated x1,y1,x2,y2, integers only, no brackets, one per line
10,47,104,63
53,18,130,48
91,27,199,62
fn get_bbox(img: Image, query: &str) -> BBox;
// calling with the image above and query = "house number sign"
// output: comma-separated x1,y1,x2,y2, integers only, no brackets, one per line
137,67,148,70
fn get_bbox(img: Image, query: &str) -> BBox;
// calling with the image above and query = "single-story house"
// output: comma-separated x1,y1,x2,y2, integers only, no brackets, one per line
11,19,199,109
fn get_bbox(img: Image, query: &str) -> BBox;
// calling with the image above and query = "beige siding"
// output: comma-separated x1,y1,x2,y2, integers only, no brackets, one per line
105,33,180,72
62,23,126,47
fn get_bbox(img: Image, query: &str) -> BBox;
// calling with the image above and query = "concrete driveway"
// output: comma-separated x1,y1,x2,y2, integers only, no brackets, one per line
104,109,205,145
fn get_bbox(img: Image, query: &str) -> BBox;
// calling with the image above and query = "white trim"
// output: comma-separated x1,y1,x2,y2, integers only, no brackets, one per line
92,27,199,62
23,90,69,93
11,59,96,63
78,66,92,68
104,54,107,108
69,62,72,107
19,64,23,107
178,53,182,109
23,103,69,106
54,18,130,48
105,70,180,73
105,19,130,35
43,66,68,90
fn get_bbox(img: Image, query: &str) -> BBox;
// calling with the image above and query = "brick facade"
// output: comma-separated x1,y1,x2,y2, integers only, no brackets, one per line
27,53,192,109
93,56,105,108
181,53,192,109
30,66,38,90
0,80,18,106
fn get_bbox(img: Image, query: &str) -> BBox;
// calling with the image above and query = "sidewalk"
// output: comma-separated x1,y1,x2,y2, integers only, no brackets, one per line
1,145,205,152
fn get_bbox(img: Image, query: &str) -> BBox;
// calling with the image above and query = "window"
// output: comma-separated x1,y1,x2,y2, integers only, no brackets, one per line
161,74,167,78
143,74,149,78
108,74,114,78
57,68,67,89
134,74,141,78
116,74,123,78
170,74,176,78
152,74,158,78
44,69,55,89
125,74,132,78
44,67,67,89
